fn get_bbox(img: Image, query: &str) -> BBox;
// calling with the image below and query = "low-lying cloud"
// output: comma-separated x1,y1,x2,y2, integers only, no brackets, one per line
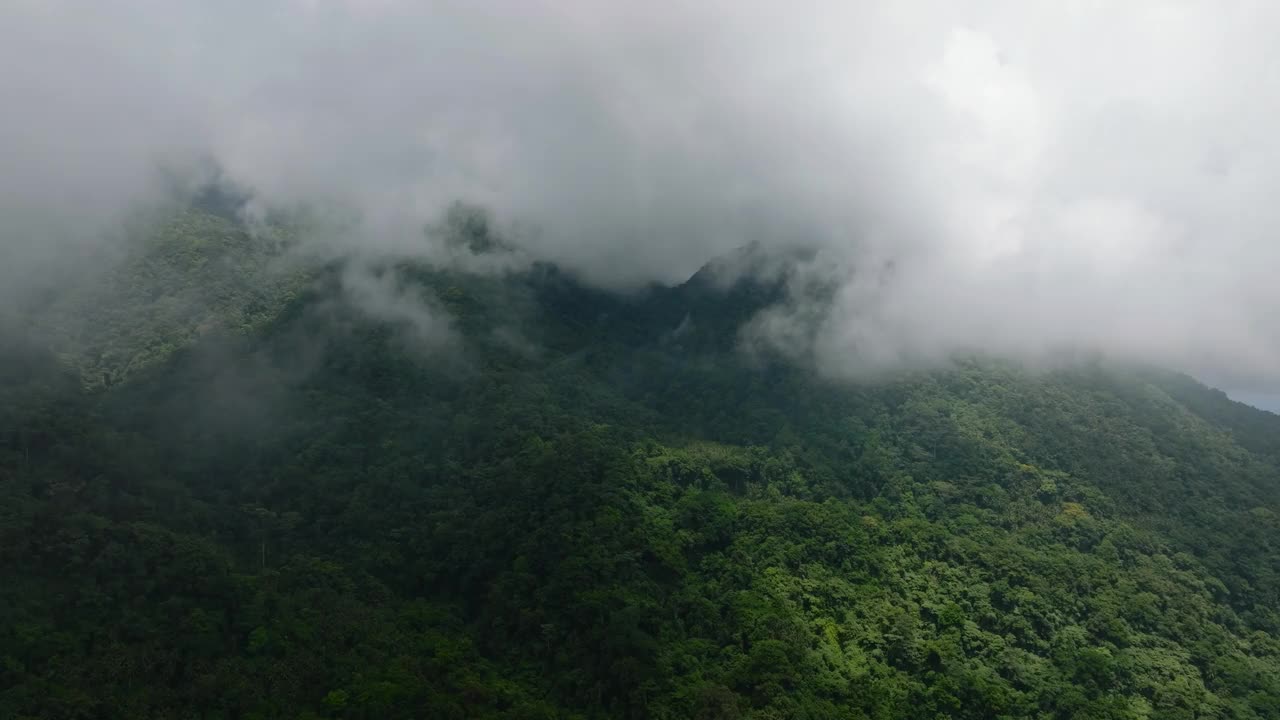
4,1,1280,396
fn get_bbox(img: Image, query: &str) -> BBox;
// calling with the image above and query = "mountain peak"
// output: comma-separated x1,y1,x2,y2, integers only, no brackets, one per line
684,240,819,292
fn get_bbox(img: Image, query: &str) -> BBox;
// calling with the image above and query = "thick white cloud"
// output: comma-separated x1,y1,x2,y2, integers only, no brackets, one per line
3,1,1280,394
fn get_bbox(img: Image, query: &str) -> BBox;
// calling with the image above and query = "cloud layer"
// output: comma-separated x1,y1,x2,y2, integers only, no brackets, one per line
4,1,1280,394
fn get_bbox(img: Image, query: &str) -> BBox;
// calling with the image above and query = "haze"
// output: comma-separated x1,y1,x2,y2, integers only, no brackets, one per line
3,1,1279,403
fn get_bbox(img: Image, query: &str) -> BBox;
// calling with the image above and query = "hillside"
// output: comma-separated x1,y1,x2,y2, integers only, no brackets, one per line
3,209,1280,720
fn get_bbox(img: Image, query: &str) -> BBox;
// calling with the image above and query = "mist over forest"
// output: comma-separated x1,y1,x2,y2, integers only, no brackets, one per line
6,1,1280,395
4,2,1280,719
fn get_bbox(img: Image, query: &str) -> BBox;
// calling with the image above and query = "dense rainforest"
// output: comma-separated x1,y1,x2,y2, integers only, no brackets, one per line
2,205,1280,720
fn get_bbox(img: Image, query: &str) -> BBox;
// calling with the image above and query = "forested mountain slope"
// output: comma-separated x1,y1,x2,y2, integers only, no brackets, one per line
3,209,1280,719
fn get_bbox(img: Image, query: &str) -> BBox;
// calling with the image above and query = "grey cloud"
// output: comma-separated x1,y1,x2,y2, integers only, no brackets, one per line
3,1,1280,395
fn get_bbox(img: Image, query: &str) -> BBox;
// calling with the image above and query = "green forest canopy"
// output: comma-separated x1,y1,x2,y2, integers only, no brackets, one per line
2,208,1279,719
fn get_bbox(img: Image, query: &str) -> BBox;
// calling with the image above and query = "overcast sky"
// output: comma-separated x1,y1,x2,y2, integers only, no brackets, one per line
3,1,1280,404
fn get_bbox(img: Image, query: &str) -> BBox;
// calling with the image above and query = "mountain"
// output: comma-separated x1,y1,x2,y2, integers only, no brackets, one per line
2,208,1280,720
